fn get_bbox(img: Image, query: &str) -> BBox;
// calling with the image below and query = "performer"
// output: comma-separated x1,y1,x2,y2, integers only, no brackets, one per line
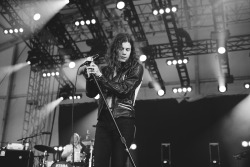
61,133,86,166
80,33,144,167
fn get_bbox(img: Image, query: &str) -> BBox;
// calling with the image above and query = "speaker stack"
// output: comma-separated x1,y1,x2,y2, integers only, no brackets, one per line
0,149,34,167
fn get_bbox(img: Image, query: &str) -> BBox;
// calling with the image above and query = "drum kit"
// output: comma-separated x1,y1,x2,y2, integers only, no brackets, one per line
34,139,94,167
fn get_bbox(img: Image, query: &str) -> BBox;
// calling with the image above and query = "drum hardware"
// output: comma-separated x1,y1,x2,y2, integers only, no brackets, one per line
81,139,94,167
34,145,55,167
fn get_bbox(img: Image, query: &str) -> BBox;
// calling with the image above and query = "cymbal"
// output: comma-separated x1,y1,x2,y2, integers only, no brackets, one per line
81,140,94,146
34,145,55,153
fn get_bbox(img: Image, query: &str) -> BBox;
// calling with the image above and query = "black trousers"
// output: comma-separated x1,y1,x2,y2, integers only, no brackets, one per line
93,117,135,167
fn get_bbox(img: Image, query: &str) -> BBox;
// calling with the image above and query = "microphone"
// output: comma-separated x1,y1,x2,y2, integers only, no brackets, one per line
40,132,51,135
79,54,99,67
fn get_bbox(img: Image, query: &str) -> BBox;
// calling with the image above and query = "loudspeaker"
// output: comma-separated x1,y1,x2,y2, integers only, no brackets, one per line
0,149,34,167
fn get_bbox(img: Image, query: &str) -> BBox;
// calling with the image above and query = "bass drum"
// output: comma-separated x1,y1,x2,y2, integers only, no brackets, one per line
51,161,73,167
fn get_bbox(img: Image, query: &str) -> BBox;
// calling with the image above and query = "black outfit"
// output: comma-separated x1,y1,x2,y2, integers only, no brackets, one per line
85,61,144,167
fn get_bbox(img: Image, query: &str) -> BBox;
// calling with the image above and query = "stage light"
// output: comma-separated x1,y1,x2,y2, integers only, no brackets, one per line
159,8,164,14
218,46,226,54
183,58,188,64
139,54,147,62
152,9,158,15
19,28,24,33
177,59,182,64
242,141,248,147
94,94,100,100
9,29,13,34
123,9,130,21
171,6,178,13
59,84,74,100
218,85,227,93
130,143,137,150
166,60,172,65
244,83,250,89
80,20,85,25
3,29,8,34
26,49,41,66
14,28,18,33
33,13,41,21
91,19,96,24
166,58,189,66
157,89,165,97
75,21,80,26
172,86,192,94
172,88,178,93
86,20,90,25
68,61,76,68
165,7,171,13
116,0,126,10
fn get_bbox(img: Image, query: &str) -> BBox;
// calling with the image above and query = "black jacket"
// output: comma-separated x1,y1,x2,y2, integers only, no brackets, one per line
85,61,144,119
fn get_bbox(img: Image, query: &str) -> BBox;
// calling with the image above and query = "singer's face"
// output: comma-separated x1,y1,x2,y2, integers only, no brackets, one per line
117,42,131,62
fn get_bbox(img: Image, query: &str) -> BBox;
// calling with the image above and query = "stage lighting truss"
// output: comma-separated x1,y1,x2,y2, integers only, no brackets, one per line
172,86,192,94
74,18,96,26
42,71,60,77
152,5,178,16
166,57,189,66
3,27,24,35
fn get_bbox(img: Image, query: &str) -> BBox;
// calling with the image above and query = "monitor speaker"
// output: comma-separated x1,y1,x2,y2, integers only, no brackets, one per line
0,149,34,167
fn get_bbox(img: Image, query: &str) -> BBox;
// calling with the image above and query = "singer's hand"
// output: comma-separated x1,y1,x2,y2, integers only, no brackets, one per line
86,62,102,77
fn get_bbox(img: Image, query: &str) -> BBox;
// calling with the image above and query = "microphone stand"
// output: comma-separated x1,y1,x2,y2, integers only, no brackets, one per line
91,74,137,167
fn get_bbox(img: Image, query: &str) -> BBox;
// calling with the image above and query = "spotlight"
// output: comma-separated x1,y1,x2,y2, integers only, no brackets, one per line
152,9,158,15
123,9,130,21
26,49,41,66
242,141,249,147
9,29,13,34
91,19,96,24
172,86,192,93
33,13,41,21
159,8,164,14
130,143,137,150
172,60,177,65
68,61,76,68
244,83,250,89
165,7,171,13
218,47,226,54
86,20,90,25
157,89,165,97
14,28,18,33
171,6,178,13
75,21,80,26
19,28,24,33
139,54,147,62
166,60,172,65
116,0,126,10
3,29,8,34
94,94,100,100
218,85,227,93
80,20,85,25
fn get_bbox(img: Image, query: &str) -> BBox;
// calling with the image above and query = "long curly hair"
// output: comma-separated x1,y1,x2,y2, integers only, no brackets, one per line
105,33,138,72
